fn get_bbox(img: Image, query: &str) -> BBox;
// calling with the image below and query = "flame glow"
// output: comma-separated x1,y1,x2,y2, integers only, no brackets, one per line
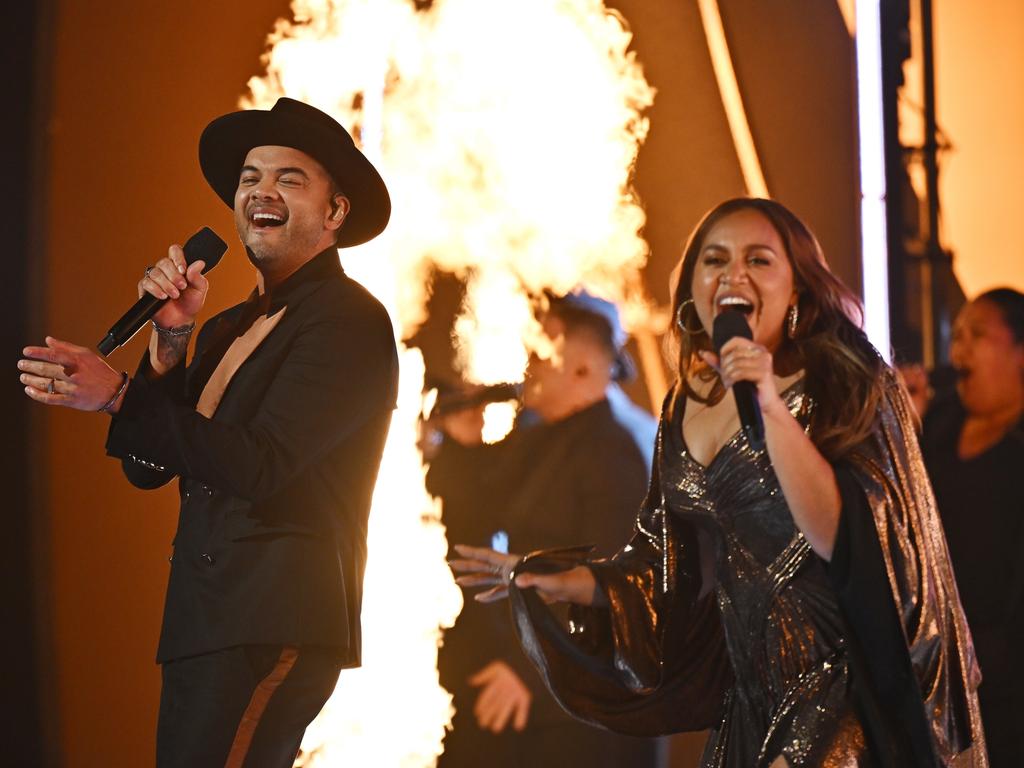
244,0,654,764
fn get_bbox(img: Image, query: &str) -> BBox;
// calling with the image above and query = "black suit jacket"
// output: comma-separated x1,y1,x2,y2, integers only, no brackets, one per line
428,399,650,726
106,249,398,665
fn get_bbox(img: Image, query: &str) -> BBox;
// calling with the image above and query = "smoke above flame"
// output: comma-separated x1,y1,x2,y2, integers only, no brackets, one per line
243,0,654,764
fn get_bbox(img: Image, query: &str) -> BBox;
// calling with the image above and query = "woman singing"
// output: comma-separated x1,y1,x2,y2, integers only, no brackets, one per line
452,198,987,767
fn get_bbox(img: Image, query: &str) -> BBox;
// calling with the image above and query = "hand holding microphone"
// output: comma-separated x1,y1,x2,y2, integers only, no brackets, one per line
97,227,227,355
705,309,769,452
140,245,210,331
20,227,225,413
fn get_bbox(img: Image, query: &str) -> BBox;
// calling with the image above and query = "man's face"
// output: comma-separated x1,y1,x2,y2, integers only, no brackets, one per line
233,145,349,277
522,315,575,415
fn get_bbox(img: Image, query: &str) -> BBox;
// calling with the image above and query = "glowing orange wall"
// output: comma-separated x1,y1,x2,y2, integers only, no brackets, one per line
937,0,1024,296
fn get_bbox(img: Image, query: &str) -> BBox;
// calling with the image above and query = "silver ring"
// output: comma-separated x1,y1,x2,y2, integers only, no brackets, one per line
47,378,56,394
144,265,155,278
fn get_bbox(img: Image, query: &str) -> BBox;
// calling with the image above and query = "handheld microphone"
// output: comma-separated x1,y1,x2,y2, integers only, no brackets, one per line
712,309,766,452
96,227,227,356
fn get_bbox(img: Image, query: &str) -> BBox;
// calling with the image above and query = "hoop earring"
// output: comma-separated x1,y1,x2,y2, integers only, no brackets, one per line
786,303,799,339
675,299,706,336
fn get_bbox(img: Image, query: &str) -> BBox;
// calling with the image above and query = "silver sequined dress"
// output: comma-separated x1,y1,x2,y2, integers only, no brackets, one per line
509,371,987,768
661,382,865,765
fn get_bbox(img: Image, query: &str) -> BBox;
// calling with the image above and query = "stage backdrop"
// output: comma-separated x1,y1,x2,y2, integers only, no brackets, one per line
30,0,896,764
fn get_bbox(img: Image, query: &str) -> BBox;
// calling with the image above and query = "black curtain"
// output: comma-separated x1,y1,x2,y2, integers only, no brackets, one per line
2,1,58,763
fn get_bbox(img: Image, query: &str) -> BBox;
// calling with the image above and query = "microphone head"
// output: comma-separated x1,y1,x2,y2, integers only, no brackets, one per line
182,226,228,274
712,309,753,353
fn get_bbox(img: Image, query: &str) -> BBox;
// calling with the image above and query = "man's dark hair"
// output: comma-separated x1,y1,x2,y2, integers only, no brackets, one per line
545,294,634,381
547,300,618,360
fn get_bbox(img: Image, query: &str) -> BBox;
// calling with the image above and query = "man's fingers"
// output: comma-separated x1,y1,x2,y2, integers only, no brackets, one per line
168,244,187,275
23,385,67,405
45,336,87,355
141,275,173,300
489,700,512,734
467,665,496,687
474,684,510,734
20,372,70,394
473,680,497,724
186,260,206,282
18,358,66,380
21,345,54,361
512,700,529,731
146,266,184,299
23,341,76,368
23,344,64,365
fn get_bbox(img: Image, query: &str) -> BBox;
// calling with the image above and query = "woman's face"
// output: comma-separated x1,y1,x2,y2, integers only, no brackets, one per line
689,208,796,353
950,298,1024,416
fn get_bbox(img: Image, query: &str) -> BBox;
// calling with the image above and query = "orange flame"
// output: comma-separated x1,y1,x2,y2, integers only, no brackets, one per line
244,0,653,763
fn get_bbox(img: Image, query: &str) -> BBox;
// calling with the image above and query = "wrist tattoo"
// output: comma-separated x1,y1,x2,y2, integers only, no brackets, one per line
155,330,192,370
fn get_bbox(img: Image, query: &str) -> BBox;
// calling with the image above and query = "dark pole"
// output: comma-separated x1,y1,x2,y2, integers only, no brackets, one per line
920,0,940,366
919,0,962,367
881,0,915,361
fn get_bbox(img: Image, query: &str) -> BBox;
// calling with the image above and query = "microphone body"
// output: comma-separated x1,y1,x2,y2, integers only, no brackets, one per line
97,227,227,356
712,310,766,452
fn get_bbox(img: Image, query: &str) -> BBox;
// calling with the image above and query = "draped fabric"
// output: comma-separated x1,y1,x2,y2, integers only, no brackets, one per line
509,370,987,766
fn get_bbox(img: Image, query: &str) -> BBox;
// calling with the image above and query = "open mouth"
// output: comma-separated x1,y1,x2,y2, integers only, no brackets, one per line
250,211,286,230
716,296,755,317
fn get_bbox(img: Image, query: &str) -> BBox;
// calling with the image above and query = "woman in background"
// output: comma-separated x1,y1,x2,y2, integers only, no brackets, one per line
453,198,987,766
921,288,1024,766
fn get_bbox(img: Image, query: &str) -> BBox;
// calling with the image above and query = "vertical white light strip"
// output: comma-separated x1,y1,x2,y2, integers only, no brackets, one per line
855,0,892,361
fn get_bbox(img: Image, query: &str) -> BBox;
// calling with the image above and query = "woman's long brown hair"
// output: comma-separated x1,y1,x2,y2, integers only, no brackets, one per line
669,197,885,460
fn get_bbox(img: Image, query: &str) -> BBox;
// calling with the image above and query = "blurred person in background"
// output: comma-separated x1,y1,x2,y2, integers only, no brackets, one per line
920,288,1024,766
427,291,661,768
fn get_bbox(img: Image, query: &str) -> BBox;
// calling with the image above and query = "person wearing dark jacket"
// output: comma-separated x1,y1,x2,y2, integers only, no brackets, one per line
921,288,1024,766
19,97,398,766
430,292,660,768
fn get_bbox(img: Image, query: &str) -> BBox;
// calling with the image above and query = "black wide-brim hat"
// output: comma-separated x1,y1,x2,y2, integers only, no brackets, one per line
199,97,390,248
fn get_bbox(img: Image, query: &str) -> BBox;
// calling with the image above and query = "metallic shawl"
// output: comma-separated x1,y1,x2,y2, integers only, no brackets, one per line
509,370,987,765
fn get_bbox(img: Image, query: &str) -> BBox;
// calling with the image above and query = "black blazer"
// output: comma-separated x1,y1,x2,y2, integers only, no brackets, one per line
428,399,649,725
106,249,398,665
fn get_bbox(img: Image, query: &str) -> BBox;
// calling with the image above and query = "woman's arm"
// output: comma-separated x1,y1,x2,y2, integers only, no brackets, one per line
703,339,841,560
761,397,841,559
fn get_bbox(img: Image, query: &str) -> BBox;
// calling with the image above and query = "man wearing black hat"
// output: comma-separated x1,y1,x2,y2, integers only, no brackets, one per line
427,292,661,768
19,98,398,765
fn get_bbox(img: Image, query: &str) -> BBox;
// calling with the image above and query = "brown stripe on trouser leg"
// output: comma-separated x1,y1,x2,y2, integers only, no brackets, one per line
225,646,300,767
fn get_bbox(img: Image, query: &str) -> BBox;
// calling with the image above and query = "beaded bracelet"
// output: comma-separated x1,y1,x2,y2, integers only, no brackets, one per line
98,371,130,414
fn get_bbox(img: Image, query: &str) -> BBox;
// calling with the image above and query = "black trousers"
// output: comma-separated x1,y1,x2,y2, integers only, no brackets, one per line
157,645,341,768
